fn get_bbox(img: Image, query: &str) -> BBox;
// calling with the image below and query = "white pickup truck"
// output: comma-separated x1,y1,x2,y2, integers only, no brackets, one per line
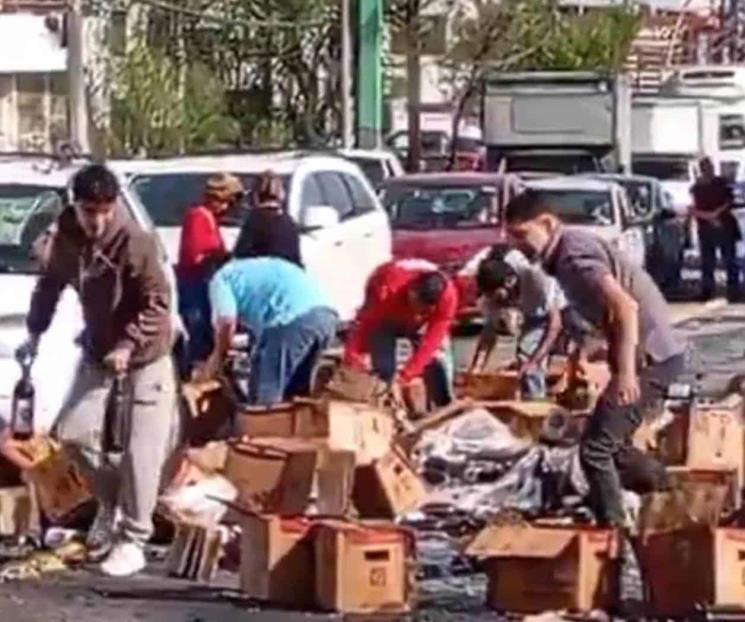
525,176,646,267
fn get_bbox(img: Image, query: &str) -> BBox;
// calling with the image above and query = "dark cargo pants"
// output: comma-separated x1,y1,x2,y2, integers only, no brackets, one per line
580,353,686,526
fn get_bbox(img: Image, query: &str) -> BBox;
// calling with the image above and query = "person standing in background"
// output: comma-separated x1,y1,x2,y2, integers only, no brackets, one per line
690,156,742,302
233,170,303,267
177,173,243,369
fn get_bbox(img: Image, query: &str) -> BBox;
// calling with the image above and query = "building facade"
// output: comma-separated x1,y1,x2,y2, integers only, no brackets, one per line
0,2,69,152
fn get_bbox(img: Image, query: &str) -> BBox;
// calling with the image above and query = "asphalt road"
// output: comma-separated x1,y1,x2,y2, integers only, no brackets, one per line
2,301,745,621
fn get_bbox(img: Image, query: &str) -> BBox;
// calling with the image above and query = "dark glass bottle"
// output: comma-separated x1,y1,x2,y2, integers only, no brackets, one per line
103,375,130,453
11,360,34,440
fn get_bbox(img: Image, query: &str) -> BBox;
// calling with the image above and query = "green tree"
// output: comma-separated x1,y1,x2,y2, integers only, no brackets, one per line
521,6,642,72
443,0,558,166
107,42,238,157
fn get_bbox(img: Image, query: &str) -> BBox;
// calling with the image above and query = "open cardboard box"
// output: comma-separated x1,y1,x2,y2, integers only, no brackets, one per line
466,524,618,614
224,438,355,517
352,444,427,519
235,398,396,466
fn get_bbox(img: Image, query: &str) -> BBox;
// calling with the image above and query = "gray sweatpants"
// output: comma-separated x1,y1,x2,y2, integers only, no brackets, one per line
54,355,179,545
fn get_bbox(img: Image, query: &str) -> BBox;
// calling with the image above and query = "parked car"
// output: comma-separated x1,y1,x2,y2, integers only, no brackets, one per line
280,148,404,191
334,148,404,190
111,153,392,323
632,154,695,216
0,156,179,434
579,173,687,292
380,172,522,319
524,176,647,268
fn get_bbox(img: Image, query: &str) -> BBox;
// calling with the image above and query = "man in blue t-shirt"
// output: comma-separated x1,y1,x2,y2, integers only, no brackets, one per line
196,257,338,405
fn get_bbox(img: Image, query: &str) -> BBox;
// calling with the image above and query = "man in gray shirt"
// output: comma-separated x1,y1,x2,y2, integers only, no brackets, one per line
469,244,567,399
504,190,685,527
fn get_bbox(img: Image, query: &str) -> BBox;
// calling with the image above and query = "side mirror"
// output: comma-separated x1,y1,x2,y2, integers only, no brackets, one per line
302,205,340,231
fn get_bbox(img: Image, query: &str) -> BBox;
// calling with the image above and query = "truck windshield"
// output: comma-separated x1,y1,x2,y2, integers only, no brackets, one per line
505,154,599,175
0,184,65,274
382,185,499,229
632,158,690,181
530,189,615,226
129,172,289,227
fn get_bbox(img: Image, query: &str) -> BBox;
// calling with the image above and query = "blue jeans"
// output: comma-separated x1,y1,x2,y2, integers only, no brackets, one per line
369,325,454,408
249,307,338,406
178,277,214,367
517,316,548,400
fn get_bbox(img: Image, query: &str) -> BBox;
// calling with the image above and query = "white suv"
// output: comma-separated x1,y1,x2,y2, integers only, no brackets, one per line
110,153,393,322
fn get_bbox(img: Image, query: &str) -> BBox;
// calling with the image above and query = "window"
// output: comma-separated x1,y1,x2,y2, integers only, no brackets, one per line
130,172,285,227
16,74,46,150
299,174,324,214
720,114,745,150
342,173,376,214
0,184,65,274
317,172,354,220
50,74,68,147
382,184,499,229
529,190,615,226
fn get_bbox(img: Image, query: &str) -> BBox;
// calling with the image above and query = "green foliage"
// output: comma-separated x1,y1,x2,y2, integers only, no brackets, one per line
526,6,642,72
445,0,640,77
108,43,238,157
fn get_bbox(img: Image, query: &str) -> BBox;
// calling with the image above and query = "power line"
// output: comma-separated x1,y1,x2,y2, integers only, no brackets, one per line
124,0,331,30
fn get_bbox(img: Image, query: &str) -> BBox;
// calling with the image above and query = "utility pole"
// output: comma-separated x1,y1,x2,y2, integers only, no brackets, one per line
341,0,353,148
357,0,383,149
68,0,90,153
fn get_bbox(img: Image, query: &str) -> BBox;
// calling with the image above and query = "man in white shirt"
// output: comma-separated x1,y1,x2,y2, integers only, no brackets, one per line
470,244,567,399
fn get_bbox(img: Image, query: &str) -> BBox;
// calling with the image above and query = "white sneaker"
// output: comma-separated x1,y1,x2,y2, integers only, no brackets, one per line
86,504,118,561
100,541,146,577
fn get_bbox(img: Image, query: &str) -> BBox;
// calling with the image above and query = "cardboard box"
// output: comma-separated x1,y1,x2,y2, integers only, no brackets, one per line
17,438,92,522
687,395,744,488
667,466,740,512
166,521,224,583
313,520,414,614
352,445,426,519
555,361,610,413
181,380,235,446
642,527,745,617
0,486,32,536
323,367,388,406
236,399,396,466
466,525,618,614
240,514,315,608
482,401,582,443
455,370,520,401
639,484,728,541
225,439,354,516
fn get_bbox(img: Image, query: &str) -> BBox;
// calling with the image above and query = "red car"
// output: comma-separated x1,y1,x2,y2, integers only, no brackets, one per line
380,172,523,317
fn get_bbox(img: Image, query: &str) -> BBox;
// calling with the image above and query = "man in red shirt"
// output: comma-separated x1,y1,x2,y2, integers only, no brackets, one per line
177,173,243,370
344,259,458,408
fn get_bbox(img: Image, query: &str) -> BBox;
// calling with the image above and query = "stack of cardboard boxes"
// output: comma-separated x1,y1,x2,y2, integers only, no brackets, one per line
459,375,745,617
170,362,745,617
176,371,425,614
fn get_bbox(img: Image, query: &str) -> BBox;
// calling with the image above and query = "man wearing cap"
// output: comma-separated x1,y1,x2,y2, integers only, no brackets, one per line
177,172,244,370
